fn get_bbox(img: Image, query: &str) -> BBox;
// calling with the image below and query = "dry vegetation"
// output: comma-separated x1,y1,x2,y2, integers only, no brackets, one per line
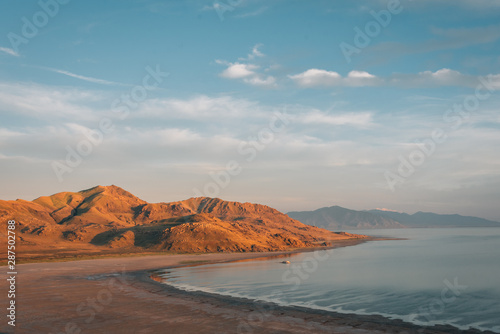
0,185,367,262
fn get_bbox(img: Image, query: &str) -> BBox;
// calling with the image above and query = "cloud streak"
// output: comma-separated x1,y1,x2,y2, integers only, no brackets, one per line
43,67,126,86
0,82,107,120
298,110,374,127
234,6,268,18
0,47,19,57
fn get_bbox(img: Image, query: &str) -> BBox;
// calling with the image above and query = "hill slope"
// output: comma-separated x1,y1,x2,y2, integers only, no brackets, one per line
0,186,367,260
288,206,404,230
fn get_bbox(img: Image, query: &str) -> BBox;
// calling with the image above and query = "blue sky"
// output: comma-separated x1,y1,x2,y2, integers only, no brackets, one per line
1,0,500,220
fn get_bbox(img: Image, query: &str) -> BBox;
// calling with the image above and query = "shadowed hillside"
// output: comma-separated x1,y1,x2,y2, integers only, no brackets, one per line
0,185,367,261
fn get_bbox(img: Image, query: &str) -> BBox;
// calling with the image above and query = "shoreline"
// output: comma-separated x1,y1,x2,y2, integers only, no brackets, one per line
144,273,492,334
7,235,379,266
2,238,495,334
147,244,496,334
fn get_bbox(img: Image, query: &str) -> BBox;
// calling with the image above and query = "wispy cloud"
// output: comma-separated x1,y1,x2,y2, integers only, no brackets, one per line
42,67,126,86
239,43,265,61
234,6,268,18
0,47,20,57
0,81,106,120
298,110,374,127
136,95,262,120
78,22,99,34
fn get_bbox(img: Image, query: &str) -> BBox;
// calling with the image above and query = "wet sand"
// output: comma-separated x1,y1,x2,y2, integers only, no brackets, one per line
1,240,495,334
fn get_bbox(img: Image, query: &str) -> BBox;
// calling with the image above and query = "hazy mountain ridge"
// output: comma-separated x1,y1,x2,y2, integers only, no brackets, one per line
0,185,366,259
288,206,405,230
368,209,500,228
288,206,500,229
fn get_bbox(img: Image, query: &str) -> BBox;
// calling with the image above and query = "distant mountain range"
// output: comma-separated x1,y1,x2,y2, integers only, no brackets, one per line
288,206,500,230
287,206,404,230
368,209,500,228
0,185,366,260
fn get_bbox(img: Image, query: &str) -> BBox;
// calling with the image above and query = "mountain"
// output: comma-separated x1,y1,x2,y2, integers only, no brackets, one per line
368,209,500,228
287,205,500,230
288,206,405,230
0,185,367,260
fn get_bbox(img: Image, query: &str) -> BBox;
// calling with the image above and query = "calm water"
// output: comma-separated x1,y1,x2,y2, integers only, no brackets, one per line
155,228,500,332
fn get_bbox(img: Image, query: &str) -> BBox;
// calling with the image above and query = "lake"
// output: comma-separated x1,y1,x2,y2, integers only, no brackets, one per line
155,228,500,333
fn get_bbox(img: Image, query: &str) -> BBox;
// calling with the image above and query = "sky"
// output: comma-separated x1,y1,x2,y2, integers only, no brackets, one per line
1,0,500,220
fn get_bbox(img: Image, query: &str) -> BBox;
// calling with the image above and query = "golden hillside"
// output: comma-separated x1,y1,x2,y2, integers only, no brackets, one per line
0,185,367,260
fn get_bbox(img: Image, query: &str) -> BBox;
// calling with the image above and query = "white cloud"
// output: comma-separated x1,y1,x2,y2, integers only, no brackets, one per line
347,70,375,79
219,62,258,78
290,68,500,89
417,68,464,81
217,44,277,88
244,75,276,87
0,47,19,57
345,70,381,87
289,69,380,87
288,69,341,87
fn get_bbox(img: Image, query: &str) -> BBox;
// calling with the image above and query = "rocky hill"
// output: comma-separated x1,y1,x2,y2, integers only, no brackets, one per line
0,185,367,260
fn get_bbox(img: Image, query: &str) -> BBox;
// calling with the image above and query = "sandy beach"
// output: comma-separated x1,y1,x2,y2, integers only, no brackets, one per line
1,241,495,334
